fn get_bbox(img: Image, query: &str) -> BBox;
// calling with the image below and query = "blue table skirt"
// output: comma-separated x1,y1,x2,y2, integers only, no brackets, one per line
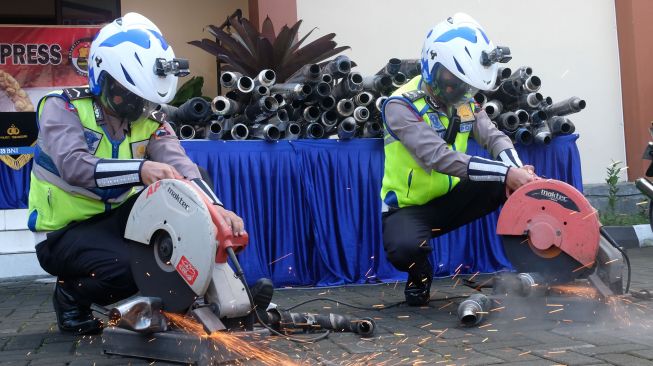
1,135,582,286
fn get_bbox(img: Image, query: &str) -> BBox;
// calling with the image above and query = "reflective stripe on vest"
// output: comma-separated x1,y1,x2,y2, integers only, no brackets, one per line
27,89,160,231
380,76,474,208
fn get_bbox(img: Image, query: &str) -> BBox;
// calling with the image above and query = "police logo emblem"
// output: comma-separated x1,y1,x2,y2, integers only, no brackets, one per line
427,114,445,131
131,140,149,159
83,128,102,154
427,113,447,138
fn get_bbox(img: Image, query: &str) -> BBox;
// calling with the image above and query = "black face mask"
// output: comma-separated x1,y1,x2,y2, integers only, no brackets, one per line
100,75,146,121
427,65,477,106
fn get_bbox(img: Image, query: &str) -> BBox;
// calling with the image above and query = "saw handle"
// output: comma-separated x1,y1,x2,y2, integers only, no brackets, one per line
505,165,538,198
183,179,249,264
205,201,249,264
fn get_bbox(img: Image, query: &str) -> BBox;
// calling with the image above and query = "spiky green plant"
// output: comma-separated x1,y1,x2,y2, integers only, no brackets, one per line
189,13,350,82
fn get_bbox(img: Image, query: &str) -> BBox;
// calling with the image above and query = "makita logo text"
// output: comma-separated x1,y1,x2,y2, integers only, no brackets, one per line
540,189,568,202
167,187,189,210
525,187,580,212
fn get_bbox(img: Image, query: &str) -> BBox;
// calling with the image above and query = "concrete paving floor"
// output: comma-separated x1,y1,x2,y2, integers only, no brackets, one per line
2,247,653,365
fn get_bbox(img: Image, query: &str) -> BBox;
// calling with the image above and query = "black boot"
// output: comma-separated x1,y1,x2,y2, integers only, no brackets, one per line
52,283,103,335
250,278,274,323
404,267,433,306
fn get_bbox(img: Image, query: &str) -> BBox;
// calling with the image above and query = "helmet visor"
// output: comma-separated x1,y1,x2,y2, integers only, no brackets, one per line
101,75,156,121
428,64,478,105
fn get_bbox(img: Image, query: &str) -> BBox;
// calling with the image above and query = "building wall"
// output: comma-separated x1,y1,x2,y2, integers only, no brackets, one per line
121,0,248,97
296,0,625,184
248,0,298,30
615,0,653,181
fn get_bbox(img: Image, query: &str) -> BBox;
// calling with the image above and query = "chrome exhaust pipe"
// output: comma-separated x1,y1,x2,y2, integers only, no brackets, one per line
255,69,276,87
109,297,167,334
337,117,357,140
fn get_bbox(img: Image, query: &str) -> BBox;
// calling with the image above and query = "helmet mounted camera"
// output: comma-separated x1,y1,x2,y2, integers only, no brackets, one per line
481,46,512,67
154,58,190,77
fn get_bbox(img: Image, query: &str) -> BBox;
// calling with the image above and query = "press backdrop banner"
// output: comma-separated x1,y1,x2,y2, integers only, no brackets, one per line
0,25,100,169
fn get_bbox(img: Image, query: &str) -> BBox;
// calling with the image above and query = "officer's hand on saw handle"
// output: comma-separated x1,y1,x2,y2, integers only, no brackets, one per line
506,165,538,192
214,205,246,237
141,161,183,185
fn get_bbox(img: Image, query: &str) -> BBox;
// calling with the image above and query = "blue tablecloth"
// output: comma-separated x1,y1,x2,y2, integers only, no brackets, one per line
0,135,582,286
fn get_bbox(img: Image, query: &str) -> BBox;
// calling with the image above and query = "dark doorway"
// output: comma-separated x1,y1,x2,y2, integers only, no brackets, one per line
0,0,120,25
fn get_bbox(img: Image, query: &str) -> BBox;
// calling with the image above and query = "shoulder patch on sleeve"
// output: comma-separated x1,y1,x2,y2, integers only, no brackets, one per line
148,110,167,124
62,87,93,100
153,124,175,139
401,90,427,102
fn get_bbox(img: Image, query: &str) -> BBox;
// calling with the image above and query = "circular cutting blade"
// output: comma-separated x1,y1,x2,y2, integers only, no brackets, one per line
129,230,198,313
501,235,593,283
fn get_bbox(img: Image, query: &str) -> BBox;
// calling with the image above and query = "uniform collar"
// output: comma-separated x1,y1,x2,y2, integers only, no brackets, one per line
93,97,131,134
418,80,448,116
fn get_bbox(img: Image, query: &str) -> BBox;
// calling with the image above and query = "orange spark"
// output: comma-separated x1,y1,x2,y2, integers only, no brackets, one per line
438,301,454,310
164,312,296,365
475,278,494,291
582,209,598,220
468,271,480,281
269,253,293,265
572,261,595,272
550,284,599,299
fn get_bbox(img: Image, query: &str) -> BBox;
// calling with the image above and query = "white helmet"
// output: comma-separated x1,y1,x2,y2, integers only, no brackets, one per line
421,13,500,104
89,13,178,106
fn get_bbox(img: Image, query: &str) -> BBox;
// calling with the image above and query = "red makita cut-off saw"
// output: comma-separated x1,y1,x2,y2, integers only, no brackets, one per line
497,179,625,298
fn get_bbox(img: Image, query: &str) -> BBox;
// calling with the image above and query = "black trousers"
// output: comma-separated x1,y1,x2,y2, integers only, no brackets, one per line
382,180,507,274
35,192,141,306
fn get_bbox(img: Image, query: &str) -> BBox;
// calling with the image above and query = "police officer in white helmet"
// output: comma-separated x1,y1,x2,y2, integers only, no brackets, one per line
381,13,537,306
29,13,245,334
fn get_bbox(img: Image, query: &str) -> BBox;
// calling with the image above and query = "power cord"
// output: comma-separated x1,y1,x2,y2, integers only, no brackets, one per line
279,295,468,312
282,297,402,311
227,247,331,344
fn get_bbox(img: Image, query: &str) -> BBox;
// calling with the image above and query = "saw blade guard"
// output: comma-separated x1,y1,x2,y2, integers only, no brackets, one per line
125,179,217,297
497,179,600,268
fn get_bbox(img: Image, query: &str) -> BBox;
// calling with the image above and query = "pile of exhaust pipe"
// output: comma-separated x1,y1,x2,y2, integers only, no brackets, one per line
156,60,584,144
475,66,586,145
156,56,423,141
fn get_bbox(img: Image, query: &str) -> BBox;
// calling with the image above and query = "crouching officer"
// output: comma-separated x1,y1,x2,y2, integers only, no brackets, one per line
381,13,536,306
28,13,245,334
